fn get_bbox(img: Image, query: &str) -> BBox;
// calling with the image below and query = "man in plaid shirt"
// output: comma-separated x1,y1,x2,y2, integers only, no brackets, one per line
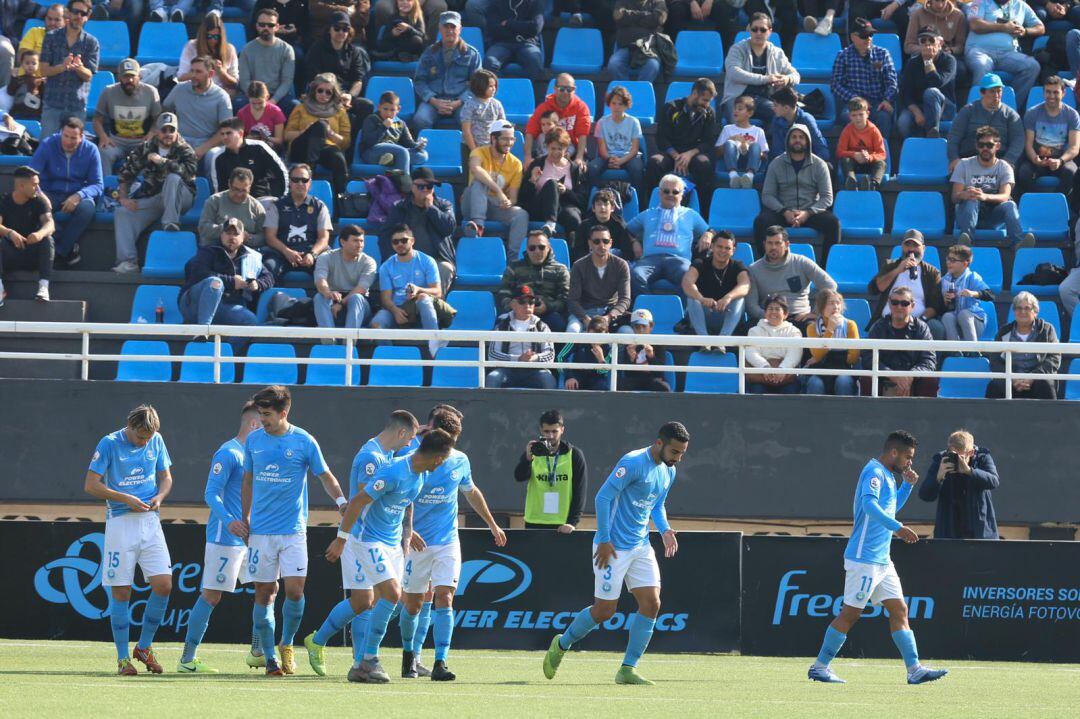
832,17,898,141
38,0,99,136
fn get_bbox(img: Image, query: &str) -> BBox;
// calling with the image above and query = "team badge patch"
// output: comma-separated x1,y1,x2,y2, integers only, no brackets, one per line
365,462,376,476
286,449,294,458
216,573,226,583
615,467,626,478
145,451,155,461
373,479,385,491
212,462,222,475
856,591,866,601
92,451,100,461
869,477,881,491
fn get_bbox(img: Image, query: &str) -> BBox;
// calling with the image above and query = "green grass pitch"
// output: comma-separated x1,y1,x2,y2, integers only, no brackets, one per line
1,640,1078,718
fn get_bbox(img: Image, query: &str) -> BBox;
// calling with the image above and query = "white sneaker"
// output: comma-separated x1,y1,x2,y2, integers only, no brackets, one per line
112,260,140,274
815,16,833,36
150,8,167,21
35,285,50,302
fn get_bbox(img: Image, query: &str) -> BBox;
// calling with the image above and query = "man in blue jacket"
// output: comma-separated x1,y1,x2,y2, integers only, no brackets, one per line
770,86,830,163
918,430,1000,539
29,116,103,267
412,12,482,133
179,217,274,326
482,0,544,82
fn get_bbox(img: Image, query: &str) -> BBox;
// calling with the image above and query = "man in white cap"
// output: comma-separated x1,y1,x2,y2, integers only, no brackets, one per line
462,118,528,255
94,58,162,173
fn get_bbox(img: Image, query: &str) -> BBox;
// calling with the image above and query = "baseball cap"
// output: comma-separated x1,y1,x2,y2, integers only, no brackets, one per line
439,10,462,26
917,25,942,41
631,308,653,326
979,73,1005,91
156,112,178,130
901,229,925,245
514,285,537,301
488,118,515,136
222,217,244,234
852,17,876,38
118,58,140,77
410,166,442,187
329,10,351,26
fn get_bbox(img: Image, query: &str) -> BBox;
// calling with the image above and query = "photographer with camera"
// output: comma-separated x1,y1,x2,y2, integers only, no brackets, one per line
513,409,588,533
918,429,1000,539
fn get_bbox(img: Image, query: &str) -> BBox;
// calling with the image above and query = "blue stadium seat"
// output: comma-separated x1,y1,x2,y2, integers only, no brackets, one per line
978,300,999,340
510,129,526,165
369,345,423,386
179,341,236,383
648,186,700,212
896,138,948,185
633,295,684,335
833,190,884,239
461,26,485,57
846,298,872,330
1026,85,1077,113
85,21,130,67
255,287,307,324
180,177,211,226
242,343,298,385
371,25,420,73
684,351,739,393
142,231,196,279
876,33,902,70
87,71,115,115
601,81,656,127
938,356,991,399
447,290,497,330
136,22,188,65
665,81,718,111
890,244,941,268
1011,248,1066,297
20,119,40,139
795,83,836,131
351,131,388,177
364,77,416,121
674,31,724,77
130,285,182,324
1008,301,1062,337
709,188,759,236
966,84,1017,110
1020,193,1069,242
224,22,248,43
891,190,946,239
545,78,597,118
417,129,464,176
825,245,878,294
551,28,603,74
970,247,1004,293
305,344,359,386
789,243,816,262
497,78,536,124
116,340,172,382
791,33,842,80
308,180,334,218
734,242,755,266
1065,358,1080,399
455,238,506,285
431,346,481,388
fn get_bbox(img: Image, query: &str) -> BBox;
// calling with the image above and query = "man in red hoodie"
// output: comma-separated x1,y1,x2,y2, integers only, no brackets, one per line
523,73,591,164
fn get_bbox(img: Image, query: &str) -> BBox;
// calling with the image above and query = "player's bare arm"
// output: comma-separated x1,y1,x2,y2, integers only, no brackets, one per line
84,470,150,512
464,487,507,547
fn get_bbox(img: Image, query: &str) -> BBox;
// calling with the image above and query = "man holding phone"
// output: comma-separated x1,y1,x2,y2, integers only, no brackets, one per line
918,429,1000,539
513,409,588,532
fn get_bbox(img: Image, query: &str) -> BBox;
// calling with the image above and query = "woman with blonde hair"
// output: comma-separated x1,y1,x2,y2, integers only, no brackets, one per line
803,288,860,396
284,74,351,194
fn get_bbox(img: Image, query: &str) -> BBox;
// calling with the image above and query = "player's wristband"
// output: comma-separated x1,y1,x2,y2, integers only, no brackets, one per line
335,496,348,508
336,530,350,541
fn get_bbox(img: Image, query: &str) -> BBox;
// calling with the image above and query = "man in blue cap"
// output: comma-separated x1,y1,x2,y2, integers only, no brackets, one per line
946,73,1024,173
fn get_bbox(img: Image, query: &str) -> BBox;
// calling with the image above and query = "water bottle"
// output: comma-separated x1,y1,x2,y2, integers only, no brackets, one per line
155,298,165,324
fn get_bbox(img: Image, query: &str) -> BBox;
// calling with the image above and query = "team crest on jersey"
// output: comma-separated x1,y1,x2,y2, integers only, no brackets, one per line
869,477,881,490
615,467,626,478
212,462,222,475
145,451,155,461
856,591,866,601
365,462,376,476
373,479,385,491
451,469,461,480
286,449,294,458
92,451,100,461
216,573,226,583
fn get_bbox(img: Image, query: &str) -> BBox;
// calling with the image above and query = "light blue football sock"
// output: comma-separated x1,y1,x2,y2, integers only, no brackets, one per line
137,592,169,650
413,601,433,656
252,603,277,662
622,612,656,667
110,598,130,661
433,606,454,662
351,610,371,663
891,629,920,670
181,596,215,663
559,607,599,650
816,626,847,666
280,596,305,647
363,599,396,660
399,608,419,650
314,598,356,646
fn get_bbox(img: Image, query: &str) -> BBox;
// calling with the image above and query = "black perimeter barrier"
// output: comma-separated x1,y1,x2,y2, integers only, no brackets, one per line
10,523,1080,661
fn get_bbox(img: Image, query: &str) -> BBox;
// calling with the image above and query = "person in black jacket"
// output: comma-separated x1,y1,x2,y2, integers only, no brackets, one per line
178,217,274,326
861,286,938,397
574,189,633,261
383,167,457,290
518,128,589,243
986,292,1061,399
482,0,544,81
513,409,588,532
305,12,375,131
210,118,288,201
374,0,426,61
647,78,718,212
919,430,1000,539
897,27,957,139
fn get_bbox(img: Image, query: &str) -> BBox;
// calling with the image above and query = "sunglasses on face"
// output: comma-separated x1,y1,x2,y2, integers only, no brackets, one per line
919,37,936,44
207,33,221,40
890,299,913,307
1015,306,1036,311
70,8,90,17
556,86,575,93
590,237,612,245
391,237,411,245
527,245,547,251
159,128,177,134
750,26,769,33
315,88,333,96
977,142,996,149
333,25,351,32
413,182,433,190
661,188,682,195
257,22,276,28
290,176,311,183
516,298,537,304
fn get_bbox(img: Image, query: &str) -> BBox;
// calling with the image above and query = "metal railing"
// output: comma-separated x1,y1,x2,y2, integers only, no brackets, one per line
1,320,1079,398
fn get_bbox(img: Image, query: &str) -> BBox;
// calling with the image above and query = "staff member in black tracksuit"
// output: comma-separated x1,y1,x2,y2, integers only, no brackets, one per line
211,117,289,201
513,409,587,532
919,429,1000,539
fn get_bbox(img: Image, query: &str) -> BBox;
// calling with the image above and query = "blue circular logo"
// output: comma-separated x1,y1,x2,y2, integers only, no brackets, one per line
602,582,612,592
216,573,227,583
34,533,110,620
106,569,116,580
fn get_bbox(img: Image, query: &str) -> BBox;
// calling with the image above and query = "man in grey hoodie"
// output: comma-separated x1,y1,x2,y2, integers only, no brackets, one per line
746,225,837,330
753,123,840,259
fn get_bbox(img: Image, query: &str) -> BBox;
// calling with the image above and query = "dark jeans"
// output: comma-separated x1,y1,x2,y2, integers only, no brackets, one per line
525,180,584,238
646,153,714,214
1016,158,1078,202
620,372,671,392
540,310,567,333
288,121,349,194
753,208,841,260
0,235,54,280
986,378,1058,399
839,157,887,186
859,376,939,397
262,248,315,282
666,0,737,43
486,367,558,389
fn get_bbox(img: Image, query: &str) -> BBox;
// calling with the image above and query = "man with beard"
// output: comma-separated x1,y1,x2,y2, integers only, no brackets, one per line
647,78,718,209
94,58,161,172
950,124,1034,247
461,119,528,255
238,8,297,112
163,56,232,162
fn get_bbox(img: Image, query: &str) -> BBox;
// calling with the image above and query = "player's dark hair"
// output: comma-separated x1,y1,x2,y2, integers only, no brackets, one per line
428,403,462,421
218,117,245,132
539,409,563,427
240,399,259,416
418,428,455,457
430,411,462,440
659,421,690,444
387,410,419,433
252,385,291,413
885,430,917,452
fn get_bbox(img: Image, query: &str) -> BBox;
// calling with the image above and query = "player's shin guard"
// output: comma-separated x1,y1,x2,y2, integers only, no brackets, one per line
891,629,919,670
181,597,215,663
110,598,131,661
363,599,396,659
559,607,599,650
433,606,453,661
816,626,848,667
351,610,371,663
137,592,169,650
622,613,656,667
314,599,356,646
280,597,305,647
413,601,433,656
253,603,277,662
399,608,419,649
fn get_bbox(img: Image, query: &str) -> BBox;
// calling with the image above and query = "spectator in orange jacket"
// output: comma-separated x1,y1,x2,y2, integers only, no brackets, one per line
836,96,886,191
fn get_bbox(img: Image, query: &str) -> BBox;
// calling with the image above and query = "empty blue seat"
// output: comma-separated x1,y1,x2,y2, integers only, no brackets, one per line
1065,358,1080,399
180,177,211,226
179,341,235,383
978,300,999,340
447,290,497,330
142,231,196,279
545,78,597,118
417,129,464,176
1020,193,1069,242
305,344,359,386
665,81,718,111
633,295,684,335
709,188,760,236
792,32,842,80
255,287,307,324
551,28,603,74
938,356,991,399
116,340,172,382
674,31,724,76
967,84,1017,110
734,242,755,266
431,346,481,388
684,351,739,393
365,77,416,121
601,81,656,127
136,22,188,65
460,26,485,56
1070,310,1080,343
789,243,816,262
896,138,948,185
369,345,423,386
1026,85,1077,113
876,33,902,70
87,71,115,115
1011,248,1066,296
130,285,182,324
970,247,1004,292
510,129,526,165
891,190,946,239
223,22,248,43
497,78,536,124
1008,301,1062,337
846,298,872,330
242,343,298,385
890,244,941,268
85,21,130,67
795,83,836,131
455,238,506,285
833,190,884,239
825,245,878,294
309,180,334,217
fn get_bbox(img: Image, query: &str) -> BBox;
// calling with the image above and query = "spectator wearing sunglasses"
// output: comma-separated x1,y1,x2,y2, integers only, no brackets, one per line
238,8,297,113
178,13,240,98
305,11,375,129
384,166,457,291
868,229,946,340
862,286,939,397
283,74,351,195
261,163,332,281
950,124,1034,248
523,73,592,166
497,229,571,333
38,0,99,137
567,224,632,333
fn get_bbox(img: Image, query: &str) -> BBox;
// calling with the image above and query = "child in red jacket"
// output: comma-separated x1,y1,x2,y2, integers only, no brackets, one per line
837,97,886,190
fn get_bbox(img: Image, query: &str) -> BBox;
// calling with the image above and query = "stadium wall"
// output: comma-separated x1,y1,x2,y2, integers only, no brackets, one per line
2,379,1078,523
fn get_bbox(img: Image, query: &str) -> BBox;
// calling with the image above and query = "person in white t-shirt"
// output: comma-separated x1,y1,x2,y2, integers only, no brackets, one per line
716,95,769,189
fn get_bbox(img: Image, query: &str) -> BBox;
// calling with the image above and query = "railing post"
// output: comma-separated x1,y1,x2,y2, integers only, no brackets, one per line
609,340,619,391
1004,348,1013,399
478,340,486,388
345,337,356,387
737,343,745,394
871,349,879,397
213,334,222,384
81,331,90,380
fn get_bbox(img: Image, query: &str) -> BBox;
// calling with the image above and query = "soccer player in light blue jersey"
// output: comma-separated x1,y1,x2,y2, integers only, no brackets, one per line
241,385,347,677
84,405,174,676
400,413,506,682
325,428,456,684
808,430,948,685
543,421,690,686
178,400,262,674
303,410,420,677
